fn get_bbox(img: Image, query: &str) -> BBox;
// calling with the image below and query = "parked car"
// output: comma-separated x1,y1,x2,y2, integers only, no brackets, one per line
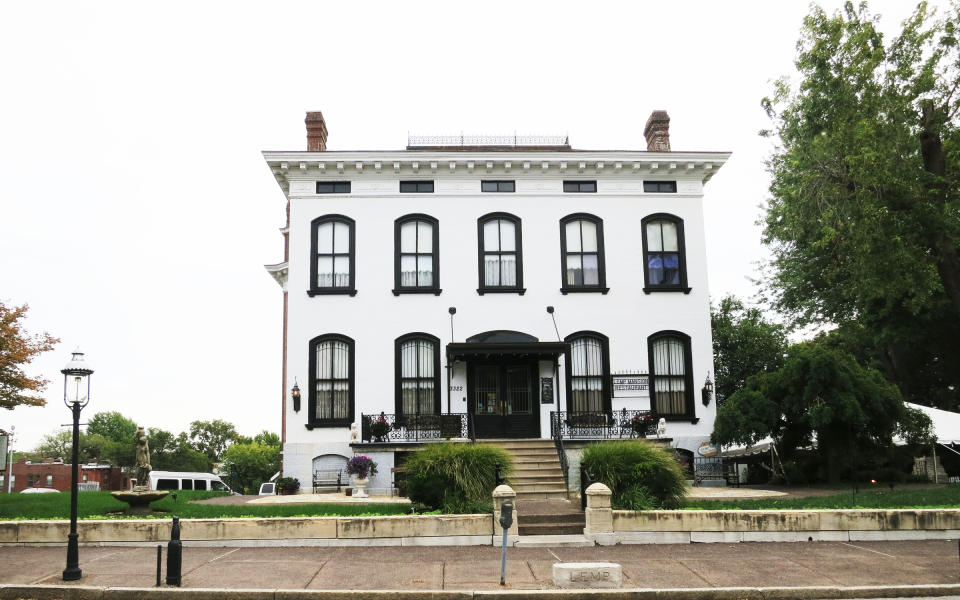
148,471,237,494
258,482,276,495
20,487,60,494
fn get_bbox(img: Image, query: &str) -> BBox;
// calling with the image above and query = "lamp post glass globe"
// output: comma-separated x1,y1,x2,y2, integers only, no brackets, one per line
61,348,92,582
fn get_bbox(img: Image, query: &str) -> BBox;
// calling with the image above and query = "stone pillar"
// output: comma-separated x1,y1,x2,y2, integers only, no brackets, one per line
584,482,615,545
492,484,518,547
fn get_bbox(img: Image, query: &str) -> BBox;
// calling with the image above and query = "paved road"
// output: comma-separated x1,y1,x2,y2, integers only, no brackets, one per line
1,540,958,591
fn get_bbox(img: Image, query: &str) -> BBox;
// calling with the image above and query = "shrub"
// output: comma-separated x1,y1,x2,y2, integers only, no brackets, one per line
275,477,300,494
580,440,686,509
405,442,512,512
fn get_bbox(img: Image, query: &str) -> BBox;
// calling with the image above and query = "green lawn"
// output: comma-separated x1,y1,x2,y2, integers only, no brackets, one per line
682,485,960,510
0,491,412,520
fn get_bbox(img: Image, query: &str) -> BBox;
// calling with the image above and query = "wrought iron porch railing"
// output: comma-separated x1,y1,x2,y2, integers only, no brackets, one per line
552,411,570,493
360,412,469,443
550,409,659,440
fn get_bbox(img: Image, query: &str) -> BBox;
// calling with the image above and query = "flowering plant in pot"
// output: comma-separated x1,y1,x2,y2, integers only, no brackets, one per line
275,476,300,495
345,455,378,498
630,413,654,437
369,414,391,441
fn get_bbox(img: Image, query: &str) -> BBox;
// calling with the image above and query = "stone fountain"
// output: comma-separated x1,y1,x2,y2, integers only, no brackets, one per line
110,426,168,514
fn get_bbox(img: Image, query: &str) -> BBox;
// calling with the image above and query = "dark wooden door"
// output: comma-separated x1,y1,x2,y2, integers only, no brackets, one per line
469,362,540,438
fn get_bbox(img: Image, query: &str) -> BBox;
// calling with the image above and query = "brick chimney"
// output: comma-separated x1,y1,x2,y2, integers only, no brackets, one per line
305,111,328,151
644,110,671,152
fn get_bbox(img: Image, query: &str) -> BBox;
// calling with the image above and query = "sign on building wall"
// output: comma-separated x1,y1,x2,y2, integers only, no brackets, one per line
611,373,649,398
540,377,554,404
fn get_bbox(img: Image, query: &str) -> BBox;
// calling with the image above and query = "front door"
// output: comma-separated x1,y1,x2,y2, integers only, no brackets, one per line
469,362,540,438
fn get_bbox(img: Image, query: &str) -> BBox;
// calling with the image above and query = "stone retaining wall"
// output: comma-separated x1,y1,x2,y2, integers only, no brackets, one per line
0,514,492,547
607,509,960,544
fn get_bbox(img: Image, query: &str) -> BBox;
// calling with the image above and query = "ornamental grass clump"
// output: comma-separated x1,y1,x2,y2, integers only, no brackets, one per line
581,440,686,510
405,442,512,513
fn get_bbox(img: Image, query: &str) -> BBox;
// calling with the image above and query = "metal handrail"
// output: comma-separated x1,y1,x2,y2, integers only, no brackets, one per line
579,463,595,511
551,411,570,494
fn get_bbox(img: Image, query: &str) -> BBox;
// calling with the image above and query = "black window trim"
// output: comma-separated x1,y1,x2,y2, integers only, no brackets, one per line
563,330,611,414
393,213,441,296
643,180,678,193
394,332,442,417
647,330,697,423
308,214,357,297
559,212,609,294
307,333,356,429
477,212,525,295
316,181,352,194
562,180,598,193
399,180,435,193
481,180,516,193
641,212,690,294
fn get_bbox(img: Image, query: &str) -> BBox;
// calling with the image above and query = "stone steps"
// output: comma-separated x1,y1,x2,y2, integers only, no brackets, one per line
480,438,569,500
514,534,593,547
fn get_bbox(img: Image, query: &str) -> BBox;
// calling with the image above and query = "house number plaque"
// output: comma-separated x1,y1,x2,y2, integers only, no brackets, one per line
540,377,554,404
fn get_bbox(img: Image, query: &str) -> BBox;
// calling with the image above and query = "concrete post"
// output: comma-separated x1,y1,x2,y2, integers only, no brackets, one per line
492,484,518,547
584,482,615,545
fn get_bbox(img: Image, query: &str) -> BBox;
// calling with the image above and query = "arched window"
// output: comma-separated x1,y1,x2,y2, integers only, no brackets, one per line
395,333,441,416
648,331,694,420
477,212,524,294
564,331,611,413
641,214,689,293
394,214,440,295
559,213,608,294
309,215,356,296
308,334,354,427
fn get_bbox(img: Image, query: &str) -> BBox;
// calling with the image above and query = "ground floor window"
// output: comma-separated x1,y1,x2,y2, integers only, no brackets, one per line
648,331,694,419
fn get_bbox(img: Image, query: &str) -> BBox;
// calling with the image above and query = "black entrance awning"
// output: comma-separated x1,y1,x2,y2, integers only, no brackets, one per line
446,342,568,361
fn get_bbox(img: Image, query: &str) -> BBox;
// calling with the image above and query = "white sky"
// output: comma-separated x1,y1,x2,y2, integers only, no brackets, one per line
0,0,939,451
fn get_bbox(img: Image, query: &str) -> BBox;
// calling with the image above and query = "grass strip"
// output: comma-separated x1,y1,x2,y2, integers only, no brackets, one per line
683,486,960,510
0,490,412,520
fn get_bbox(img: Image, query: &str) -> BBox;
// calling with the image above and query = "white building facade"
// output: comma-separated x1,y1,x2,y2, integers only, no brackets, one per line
264,111,729,492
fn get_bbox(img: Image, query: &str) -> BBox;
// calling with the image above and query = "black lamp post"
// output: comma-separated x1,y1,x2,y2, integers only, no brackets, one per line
61,348,92,582
701,372,714,407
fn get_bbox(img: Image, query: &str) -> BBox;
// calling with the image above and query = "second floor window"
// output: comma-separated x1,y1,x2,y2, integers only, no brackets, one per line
396,334,441,416
478,213,524,294
394,214,440,294
481,180,515,192
642,214,689,292
560,213,608,293
309,215,355,296
399,180,434,193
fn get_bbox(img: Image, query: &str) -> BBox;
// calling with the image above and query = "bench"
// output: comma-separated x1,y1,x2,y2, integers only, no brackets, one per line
312,469,343,493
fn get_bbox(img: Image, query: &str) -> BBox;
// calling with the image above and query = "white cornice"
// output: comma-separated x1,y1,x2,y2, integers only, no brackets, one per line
264,149,730,192
264,262,288,290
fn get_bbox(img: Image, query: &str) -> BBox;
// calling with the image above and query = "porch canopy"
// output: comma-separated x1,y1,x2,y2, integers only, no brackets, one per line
446,330,568,361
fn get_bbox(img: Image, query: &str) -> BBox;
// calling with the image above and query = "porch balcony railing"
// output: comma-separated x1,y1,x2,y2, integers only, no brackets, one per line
359,412,470,443
550,409,659,440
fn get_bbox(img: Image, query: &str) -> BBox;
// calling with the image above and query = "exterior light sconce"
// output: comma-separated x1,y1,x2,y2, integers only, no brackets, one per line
291,379,301,413
701,372,714,407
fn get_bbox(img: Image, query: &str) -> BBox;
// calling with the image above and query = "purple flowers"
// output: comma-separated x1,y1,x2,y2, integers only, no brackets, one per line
346,455,378,479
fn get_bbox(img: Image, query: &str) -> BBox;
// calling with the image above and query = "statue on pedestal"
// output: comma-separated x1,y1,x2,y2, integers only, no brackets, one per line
135,426,151,490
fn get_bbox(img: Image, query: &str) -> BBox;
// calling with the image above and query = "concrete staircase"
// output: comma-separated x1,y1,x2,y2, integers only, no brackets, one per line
479,439,569,500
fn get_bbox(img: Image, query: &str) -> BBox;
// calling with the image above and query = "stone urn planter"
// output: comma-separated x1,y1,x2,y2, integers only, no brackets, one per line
352,476,370,498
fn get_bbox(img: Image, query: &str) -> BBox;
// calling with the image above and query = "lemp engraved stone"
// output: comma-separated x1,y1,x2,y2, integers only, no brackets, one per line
552,562,622,589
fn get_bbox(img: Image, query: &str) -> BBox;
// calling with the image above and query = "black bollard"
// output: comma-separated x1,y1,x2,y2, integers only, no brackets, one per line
166,516,182,587
156,545,162,587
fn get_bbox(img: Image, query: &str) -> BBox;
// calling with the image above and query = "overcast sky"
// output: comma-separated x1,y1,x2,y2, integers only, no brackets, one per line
0,0,941,452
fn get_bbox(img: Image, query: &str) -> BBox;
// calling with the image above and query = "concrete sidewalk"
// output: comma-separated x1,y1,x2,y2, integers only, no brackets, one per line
0,540,958,592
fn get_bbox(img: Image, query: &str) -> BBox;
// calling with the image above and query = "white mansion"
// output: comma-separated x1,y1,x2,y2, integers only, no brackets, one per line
264,111,729,493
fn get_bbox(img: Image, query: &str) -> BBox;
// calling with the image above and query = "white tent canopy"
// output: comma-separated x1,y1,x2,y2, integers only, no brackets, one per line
899,402,960,446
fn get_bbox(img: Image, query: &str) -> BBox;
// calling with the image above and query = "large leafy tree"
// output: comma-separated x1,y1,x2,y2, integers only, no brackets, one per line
0,302,58,410
712,342,931,481
762,1,960,410
220,440,281,494
148,428,212,472
86,411,138,443
189,419,241,463
711,295,788,405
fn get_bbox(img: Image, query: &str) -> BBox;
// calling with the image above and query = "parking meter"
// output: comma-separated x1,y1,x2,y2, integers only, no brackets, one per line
499,499,513,585
499,499,514,529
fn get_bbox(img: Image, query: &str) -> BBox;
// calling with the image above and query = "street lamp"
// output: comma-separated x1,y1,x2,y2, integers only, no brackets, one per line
61,348,92,582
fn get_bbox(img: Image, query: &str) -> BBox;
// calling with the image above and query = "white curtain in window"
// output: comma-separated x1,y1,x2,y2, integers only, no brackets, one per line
316,340,350,420
400,339,435,415
569,337,604,412
652,337,686,415
400,221,434,287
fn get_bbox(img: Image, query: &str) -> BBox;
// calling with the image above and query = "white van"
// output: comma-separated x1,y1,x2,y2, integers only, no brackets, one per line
148,471,236,494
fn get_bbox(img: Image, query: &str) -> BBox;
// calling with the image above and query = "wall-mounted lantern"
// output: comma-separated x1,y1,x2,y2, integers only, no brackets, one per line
291,379,301,413
701,372,714,407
